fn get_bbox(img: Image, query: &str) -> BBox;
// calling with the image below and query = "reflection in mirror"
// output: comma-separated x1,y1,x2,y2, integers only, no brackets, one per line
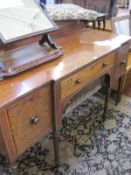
111,15,131,36
0,0,57,43
114,19,130,35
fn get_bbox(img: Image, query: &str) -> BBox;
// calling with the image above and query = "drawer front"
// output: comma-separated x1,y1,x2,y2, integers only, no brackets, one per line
61,53,115,100
7,85,52,155
115,43,130,79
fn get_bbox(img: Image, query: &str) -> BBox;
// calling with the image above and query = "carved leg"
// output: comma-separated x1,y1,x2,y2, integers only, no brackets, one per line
116,75,125,105
10,162,19,175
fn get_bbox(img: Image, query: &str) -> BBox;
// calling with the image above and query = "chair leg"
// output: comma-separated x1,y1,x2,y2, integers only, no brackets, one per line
93,21,96,29
98,20,101,29
103,17,106,30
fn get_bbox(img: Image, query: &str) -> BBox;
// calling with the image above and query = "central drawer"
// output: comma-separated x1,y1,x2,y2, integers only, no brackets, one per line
60,52,116,100
7,85,52,155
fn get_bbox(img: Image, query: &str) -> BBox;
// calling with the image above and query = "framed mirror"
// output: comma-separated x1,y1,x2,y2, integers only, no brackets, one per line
0,0,58,44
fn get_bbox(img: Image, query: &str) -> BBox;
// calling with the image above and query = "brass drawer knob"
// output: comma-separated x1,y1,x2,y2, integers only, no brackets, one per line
75,79,81,84
31,116,39,124
102,63,108,67
120,60,126,65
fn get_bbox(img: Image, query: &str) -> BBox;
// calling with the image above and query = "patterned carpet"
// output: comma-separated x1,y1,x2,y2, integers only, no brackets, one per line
0,95,131,175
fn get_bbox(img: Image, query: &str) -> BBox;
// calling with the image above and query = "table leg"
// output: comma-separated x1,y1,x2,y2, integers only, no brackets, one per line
51,81,69,175
10,162,19,175
103,76,111,119
116,75,125,105
51,81,60,168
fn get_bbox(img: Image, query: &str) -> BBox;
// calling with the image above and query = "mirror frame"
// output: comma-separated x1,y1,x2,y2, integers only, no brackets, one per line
0,0,58,44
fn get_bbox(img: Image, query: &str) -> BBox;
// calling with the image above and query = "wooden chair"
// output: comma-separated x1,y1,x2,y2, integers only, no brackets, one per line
111,13,131,101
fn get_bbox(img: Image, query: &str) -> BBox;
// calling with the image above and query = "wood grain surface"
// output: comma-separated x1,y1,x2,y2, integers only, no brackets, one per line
0,29,130,109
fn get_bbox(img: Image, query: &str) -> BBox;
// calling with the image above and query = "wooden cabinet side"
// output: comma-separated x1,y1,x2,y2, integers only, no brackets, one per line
112,42,130,90
0,109,17,163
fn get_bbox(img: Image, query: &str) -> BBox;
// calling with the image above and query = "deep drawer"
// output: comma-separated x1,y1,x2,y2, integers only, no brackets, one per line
7,85,52,155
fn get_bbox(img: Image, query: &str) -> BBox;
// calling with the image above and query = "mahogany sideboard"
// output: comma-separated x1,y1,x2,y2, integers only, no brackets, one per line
0,28,130,174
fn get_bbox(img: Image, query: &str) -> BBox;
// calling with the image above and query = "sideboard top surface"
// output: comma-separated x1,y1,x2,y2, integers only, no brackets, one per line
0,28,130,108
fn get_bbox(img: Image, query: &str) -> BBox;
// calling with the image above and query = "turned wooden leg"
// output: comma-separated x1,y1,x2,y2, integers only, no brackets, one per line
10,162,19,175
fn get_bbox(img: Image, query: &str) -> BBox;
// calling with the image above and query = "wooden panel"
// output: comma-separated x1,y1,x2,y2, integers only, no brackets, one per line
0,127,6,156
0,109,16,163
60,53,115,100
7,85,52,156
124,70,131,97
114,43,130,80
127,52,131,71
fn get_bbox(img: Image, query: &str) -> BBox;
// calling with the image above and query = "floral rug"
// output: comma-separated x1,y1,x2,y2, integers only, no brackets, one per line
0,95,131,175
